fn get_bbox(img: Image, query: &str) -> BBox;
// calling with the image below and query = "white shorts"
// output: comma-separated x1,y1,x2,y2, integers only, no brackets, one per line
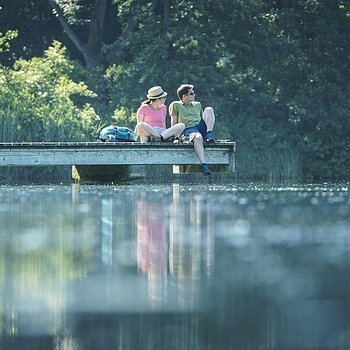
153,126,166,134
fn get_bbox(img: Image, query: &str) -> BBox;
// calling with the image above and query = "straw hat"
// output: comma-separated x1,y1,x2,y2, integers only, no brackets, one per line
147,86,167,99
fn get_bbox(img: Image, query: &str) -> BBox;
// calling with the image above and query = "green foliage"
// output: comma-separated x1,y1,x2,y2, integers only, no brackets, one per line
53,0,88,25
0,41,100,141
0,30,18,53
0,0,63,64
99,0,350,180
111,107,136,129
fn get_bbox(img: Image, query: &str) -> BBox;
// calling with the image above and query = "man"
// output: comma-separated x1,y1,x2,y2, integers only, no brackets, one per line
169,84,215,176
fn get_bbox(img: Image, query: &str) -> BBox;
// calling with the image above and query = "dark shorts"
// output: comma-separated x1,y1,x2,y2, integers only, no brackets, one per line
181,119,207,139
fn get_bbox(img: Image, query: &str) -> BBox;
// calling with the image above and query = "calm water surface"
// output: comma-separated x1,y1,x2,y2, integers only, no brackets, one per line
0,182,350,350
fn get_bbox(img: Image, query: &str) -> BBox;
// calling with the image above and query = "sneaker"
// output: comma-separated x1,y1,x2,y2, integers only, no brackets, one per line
201,163,212,176
151,136,161,142
180,136,191,144
160,135,175,142
172,137,180,144
205,131,214,143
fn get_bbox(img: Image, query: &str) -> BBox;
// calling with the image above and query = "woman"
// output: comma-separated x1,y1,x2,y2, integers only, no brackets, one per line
135,86,185,143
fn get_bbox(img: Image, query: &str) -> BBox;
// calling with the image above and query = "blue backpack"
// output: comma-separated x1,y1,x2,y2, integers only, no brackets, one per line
99,125,135,142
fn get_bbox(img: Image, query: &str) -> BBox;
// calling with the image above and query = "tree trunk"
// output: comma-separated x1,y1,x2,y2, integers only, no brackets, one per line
48,0,106,67
49,0,138,68
85,0,107,67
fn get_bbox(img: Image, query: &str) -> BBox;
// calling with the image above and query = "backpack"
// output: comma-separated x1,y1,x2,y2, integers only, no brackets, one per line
99,125,135,142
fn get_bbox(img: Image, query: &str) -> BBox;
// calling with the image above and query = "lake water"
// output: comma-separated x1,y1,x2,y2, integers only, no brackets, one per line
0,182,349,349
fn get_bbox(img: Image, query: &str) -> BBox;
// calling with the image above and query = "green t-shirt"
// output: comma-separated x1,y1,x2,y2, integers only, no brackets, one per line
169,101,203,128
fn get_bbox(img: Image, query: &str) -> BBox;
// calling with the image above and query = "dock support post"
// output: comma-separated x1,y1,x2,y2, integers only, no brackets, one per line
72,165,133,182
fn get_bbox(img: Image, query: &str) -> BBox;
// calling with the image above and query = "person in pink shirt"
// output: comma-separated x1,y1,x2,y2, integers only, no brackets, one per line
135,86,185,143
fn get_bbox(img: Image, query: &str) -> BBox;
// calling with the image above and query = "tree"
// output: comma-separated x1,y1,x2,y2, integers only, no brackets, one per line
0,0,61,64
0,41,100,142
48,0,107,67
47,0,176,67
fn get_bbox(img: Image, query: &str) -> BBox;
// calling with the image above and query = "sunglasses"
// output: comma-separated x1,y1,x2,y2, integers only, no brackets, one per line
186,92,195,96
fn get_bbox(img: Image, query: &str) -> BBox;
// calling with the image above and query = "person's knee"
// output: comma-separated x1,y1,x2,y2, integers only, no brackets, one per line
178,123,185,131
193,133,203,142
137,122,149,136
138,122,147,129
204,106,214,115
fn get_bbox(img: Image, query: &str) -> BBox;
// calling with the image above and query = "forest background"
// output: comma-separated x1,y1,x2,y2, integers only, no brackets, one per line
1,0,350,181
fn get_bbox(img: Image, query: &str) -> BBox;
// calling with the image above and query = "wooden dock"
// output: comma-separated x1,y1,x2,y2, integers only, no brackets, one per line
0,141,235,181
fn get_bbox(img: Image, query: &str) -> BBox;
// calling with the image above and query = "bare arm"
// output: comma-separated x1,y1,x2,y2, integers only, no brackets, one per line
134,109,145,138
170,114,178,127
137,111,144,124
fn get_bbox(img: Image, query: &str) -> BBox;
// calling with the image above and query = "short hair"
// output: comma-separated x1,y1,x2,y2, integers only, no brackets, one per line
177,84,194,101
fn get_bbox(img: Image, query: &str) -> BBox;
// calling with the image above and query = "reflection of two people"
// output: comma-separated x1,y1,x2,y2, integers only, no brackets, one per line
136,197,168,305
136,186,214,309
169,185,214,309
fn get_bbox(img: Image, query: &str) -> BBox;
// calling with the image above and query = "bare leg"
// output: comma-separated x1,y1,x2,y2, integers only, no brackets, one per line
160,123,185,140
137,122,161,143
140,134,149,143
134,125,140,140
203,107,215,132
192,133,206,164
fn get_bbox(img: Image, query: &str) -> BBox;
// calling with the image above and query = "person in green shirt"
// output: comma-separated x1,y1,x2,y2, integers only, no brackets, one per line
169,84,216,176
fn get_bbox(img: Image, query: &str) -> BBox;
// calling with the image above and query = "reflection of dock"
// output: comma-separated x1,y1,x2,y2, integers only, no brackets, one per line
0,141,235,181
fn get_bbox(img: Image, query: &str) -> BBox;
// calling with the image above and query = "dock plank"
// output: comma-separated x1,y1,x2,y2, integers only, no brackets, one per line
0,142,234,166
0,142,236,179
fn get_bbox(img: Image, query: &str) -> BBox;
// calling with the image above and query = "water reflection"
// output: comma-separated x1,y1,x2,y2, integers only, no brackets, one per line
0,183,350,349
136,194,168,305
169,184,214,310
135,184,214,309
